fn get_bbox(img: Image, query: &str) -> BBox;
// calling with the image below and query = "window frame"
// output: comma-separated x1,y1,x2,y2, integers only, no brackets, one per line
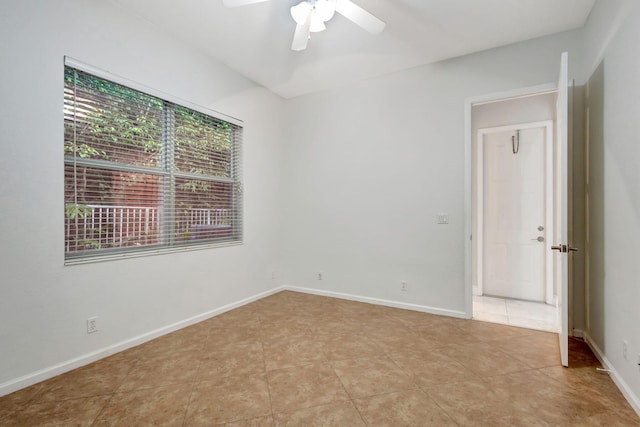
63,57,243,265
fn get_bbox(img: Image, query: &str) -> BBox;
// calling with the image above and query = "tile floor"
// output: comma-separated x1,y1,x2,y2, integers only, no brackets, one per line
473,294,558,332
1,291,638,426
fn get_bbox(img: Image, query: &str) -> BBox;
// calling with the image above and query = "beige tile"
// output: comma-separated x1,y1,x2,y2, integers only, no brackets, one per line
204,308,261,330
92,384,192,426
259,310,308,325
206,326,261,352
482,370,571,423
117,350,201,392
412,322,481,346
490,414,553,426
35,353,137,402
524,387,612,426
473,310,511,325
439,342,531,377
358,318,408,336
474,295,508,315
258,321,311,343
363,324,442,354
508,316,558,332
263,334,327,371
320,333,384,361
2,395,110,426
425,377,514,425
267,363,349,413
307,319,364,337
494,332,561,368
0,382,46,420
355,389,458,426
221,415,275,427
461,318,537,341
382,309,447,328
539,340,639,421
388,349,479,388
331,356,416,399
578,411,640,426
184,374,271,426
538,365,638,414
129,325,208,359
273,401,365,427
198,342,265,380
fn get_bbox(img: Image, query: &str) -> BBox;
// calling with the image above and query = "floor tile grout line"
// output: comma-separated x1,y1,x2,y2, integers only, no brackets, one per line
261,344,276,422
180,355,205,427
88,392,117,427
419,387,463,427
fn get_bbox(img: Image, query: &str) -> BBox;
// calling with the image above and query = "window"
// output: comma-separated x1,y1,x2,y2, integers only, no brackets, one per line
64,63,242,262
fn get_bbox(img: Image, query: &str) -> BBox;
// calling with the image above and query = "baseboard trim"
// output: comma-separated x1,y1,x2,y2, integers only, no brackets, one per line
0,287,284,397
583,332,640,417
282,285,468,319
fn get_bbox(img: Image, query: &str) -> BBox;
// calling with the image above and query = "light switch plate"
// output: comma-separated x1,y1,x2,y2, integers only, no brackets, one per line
437,213,449,224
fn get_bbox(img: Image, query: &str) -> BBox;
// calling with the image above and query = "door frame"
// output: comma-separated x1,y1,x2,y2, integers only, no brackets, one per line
475,121,555,304
463,83,558,318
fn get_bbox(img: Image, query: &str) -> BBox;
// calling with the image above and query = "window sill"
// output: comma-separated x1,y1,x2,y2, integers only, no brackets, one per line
64,239,243,266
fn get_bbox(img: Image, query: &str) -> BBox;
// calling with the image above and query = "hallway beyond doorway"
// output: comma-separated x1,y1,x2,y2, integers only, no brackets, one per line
473,295,557,332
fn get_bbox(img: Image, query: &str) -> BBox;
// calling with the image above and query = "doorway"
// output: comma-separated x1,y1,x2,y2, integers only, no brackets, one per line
465,53,571,365
477,122,554,303
474,120,557,332
465,88,561,333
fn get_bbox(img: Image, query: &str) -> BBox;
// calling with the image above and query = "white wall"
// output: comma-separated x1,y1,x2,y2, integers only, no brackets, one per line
583,0,640,409
0,0,285,392
472,94,557,131
278,30,583,315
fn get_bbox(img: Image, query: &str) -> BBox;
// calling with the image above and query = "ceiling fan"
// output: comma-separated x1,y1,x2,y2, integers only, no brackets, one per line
223,0,386,51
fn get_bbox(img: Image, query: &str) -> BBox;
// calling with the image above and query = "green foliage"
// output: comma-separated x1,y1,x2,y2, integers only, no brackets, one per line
65,203,93,219
175,106,232,178
64,67,163,166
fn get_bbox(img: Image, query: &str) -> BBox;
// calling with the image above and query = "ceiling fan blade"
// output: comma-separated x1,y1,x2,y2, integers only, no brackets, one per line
223,0,270,8
291,14,311,51
335,0,385,34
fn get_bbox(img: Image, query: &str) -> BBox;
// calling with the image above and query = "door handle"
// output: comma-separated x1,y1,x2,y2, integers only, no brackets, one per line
551,244,579,253
531,236,544,242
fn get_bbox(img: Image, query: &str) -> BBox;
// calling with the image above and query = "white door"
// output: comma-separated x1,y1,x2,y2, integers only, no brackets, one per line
554,52,571,367
482,126,548,301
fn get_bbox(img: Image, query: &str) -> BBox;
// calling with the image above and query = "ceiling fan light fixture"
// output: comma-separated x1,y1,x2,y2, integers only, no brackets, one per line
314,0,336,22
233,0,385,51
290,1,312,25
309,13,327,32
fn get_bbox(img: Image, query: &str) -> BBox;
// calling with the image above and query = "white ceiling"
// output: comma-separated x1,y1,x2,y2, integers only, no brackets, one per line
112,0,596,98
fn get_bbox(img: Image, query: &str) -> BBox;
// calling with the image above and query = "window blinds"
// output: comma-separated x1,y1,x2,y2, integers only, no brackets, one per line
64,64,243,262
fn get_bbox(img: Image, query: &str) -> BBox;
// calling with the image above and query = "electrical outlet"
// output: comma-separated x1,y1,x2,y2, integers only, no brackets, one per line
318,272,323,280
401,280,408,291
637,354,640,372
623,341,628,360
87,317,98,334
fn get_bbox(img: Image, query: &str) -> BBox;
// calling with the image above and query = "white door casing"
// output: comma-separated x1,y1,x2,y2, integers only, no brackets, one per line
555,51,570,368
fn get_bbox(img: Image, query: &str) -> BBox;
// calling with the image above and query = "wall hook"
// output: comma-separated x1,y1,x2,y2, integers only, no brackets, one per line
512,129,520,154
